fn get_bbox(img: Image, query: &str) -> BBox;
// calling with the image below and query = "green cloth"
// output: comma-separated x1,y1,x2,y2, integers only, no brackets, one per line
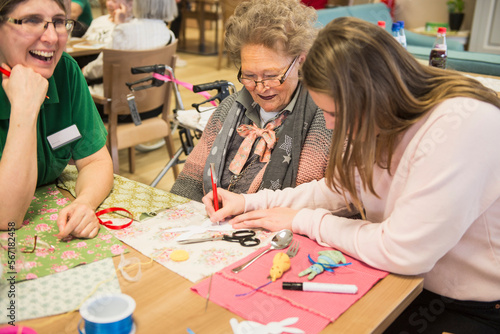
0,184,127,282
72,0,93,27
0,52,108,187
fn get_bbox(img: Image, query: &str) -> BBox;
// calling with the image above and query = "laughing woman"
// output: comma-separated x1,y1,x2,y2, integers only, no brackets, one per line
0,0,113,239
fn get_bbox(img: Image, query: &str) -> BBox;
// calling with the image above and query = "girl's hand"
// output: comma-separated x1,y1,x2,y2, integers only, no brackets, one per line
229,207,298,231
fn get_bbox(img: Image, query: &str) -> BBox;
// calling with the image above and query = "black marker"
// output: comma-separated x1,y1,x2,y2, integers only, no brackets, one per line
282,282,358,294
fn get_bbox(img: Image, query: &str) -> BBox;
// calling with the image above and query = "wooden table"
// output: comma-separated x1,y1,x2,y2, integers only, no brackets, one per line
17,243,423,334
15,186,423,334
65,38,104,58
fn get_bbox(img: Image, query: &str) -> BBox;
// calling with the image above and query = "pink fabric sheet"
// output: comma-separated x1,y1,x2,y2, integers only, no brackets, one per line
192,234,388,333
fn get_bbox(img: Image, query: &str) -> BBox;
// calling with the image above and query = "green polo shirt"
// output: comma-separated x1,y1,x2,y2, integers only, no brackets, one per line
0,52,108,187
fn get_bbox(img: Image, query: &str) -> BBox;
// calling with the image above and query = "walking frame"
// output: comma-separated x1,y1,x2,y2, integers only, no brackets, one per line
125,64,236,187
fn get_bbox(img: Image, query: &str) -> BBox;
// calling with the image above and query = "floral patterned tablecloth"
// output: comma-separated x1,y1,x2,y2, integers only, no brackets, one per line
0,185,127,282
106,202,273,283
57,165,190,219
56,165,274,283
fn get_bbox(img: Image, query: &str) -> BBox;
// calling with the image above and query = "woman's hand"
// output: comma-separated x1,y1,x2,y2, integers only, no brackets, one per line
57,146,113,239
202,188,246,223
2,64,48,120
55,199,100,239
229,207,298,231
114,3,129,24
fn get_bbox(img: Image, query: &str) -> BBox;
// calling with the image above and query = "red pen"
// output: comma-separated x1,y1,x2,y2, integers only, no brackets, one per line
0,66,10,77
0,66,50,99
209,163,219,211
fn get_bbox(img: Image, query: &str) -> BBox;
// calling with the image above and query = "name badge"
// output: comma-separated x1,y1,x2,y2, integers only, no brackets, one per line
47,124,82,150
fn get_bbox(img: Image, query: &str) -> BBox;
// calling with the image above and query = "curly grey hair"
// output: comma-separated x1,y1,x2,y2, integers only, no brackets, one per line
225,0,318,67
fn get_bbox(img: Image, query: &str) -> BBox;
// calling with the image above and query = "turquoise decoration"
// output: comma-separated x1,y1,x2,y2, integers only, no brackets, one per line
298,250,351,280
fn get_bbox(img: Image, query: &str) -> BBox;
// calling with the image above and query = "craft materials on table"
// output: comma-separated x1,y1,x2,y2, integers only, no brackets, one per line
268,239,300,281
230,317,304,334
57,165,274,283
191,234,389,334
0,258,120,323
102,201,273,283
57,165,191,220
210,163,220,212
282,282,358,294
78,293,136,334
232,229,293,273
298,250,350,280
0,185,126,282
177,229,260,247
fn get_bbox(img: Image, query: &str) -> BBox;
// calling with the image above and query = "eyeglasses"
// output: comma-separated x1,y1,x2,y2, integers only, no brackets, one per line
238,56,299,89
7,16,75,35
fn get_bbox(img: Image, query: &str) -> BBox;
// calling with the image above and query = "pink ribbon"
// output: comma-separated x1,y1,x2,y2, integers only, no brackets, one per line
152,72,217,107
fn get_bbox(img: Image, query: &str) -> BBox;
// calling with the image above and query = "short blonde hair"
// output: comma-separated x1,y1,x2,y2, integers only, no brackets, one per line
225,0,317,66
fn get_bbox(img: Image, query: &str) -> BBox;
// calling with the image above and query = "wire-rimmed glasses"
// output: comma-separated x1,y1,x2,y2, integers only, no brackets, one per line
6,16,76,35
238,56,299,89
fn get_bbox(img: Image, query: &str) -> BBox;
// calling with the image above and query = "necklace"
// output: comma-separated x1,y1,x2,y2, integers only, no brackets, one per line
227,155,260,191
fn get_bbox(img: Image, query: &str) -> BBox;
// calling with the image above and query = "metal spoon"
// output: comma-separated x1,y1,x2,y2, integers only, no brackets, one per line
231,229,293,273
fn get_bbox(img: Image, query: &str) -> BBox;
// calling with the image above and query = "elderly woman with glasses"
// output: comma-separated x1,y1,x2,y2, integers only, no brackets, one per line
170,0,332,202
0,0,113,239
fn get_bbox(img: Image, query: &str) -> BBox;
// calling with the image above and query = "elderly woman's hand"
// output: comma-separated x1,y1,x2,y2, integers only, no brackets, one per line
202,188,246,223
55,199,101,239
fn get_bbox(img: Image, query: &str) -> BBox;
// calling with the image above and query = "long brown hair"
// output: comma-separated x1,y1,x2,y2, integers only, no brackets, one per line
302,17,500,214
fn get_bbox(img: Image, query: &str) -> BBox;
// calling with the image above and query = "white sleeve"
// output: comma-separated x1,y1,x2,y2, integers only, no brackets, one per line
82,52,103,80
244,178,349,213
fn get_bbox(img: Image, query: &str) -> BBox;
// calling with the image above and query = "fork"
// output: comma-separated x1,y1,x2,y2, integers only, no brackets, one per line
286,240,300,258
267,240,300,280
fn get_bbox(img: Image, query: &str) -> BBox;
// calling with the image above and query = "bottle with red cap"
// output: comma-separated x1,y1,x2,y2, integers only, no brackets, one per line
429,27,447,69
377,21,386,29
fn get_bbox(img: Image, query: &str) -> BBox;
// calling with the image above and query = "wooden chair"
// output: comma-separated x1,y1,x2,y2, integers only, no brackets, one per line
98,0,107,15
179,0,221,54
217,0,245,70
91,42,179,178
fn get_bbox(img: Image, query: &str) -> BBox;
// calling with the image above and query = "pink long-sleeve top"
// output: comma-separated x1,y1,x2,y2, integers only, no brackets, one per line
244,97,500,301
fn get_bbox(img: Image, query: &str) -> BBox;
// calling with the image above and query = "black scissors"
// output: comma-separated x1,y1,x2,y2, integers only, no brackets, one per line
177,230,260,247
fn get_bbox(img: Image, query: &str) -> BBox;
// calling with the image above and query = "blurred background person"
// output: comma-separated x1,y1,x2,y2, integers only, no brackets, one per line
79,0,133,72
83,0,133,45
85,0,178,122
70,0,93,37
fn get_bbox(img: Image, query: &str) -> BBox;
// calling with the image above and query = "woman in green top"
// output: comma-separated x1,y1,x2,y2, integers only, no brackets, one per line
0,0,113,239
70,0,92,37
